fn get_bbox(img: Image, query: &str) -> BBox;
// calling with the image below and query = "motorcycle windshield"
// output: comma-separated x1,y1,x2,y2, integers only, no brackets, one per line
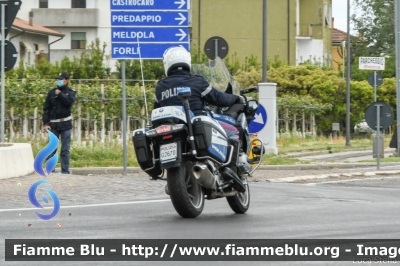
191,57,241,96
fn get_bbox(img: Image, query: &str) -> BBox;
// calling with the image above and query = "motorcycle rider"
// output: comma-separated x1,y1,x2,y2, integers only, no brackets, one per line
154,46,245,189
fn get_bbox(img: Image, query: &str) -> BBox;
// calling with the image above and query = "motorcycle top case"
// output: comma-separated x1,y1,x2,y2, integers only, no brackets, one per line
192,116,229,163
151,106,194,124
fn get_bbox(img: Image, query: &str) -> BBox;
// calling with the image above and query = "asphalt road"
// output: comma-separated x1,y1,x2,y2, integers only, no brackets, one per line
1,176,400,266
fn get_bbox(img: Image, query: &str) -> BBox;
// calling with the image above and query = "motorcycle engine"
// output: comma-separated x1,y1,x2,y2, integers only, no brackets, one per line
237,153,252,174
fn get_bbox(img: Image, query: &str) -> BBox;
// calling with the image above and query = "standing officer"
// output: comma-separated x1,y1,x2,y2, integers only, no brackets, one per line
42,72,76,174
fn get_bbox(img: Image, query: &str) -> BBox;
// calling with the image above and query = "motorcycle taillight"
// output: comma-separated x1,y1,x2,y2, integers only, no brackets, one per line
155,125,172,134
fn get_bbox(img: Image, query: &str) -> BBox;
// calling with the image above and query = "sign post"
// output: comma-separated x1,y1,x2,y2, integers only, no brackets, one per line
110,0,190,173
365,102,393,170
0,0,21,143
1,3,5,143
360,57,386,169
395,0,400,157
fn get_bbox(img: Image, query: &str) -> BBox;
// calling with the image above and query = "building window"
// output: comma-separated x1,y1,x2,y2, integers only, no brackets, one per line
71,32,86,49
72,0,86,8
324,2,332,28
19,43,26,59
39,0,48,8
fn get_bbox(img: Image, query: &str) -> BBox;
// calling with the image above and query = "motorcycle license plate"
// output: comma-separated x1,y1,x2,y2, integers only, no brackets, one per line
160,142,177,163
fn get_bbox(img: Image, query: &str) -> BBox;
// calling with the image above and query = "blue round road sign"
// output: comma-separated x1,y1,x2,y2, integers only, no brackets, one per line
249,104,267,134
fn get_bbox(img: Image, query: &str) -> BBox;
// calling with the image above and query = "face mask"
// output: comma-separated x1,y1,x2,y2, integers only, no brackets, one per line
57,80,64,87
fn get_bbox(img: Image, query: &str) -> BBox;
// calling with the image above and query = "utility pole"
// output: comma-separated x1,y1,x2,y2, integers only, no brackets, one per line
345,0,351,146
262,0,267,82
395,0,400,156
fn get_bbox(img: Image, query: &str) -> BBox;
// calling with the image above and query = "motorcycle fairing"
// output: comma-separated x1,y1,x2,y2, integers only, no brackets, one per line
211,113,237,127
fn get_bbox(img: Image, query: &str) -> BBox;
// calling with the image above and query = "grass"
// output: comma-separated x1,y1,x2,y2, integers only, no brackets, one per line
20,133,387,167
277,134,378,155
31,140,139,168
261,154,310,165
358,156,400,163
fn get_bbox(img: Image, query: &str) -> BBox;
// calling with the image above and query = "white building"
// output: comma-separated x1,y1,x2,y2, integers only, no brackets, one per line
9,17,64,67
17,0,112,65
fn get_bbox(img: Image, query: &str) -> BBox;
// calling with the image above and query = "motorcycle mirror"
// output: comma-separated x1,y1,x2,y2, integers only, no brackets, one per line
177,87,191,101
247,100,259,112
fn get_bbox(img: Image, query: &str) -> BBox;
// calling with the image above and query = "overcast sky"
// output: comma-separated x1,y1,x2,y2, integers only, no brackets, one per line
332,0,355,32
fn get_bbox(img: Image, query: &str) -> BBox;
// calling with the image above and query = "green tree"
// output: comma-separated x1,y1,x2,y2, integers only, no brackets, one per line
351,0,396,79
352,0,394,57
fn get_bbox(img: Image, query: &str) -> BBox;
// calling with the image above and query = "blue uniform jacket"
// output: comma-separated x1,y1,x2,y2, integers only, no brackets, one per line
154,69,238,116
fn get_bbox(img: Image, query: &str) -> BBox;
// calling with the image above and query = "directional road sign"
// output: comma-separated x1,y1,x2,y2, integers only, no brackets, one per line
112,43,190,59
110,0,189,60
110,0,189,10
112,27,188,43
111,11,188,27
249,104,268,134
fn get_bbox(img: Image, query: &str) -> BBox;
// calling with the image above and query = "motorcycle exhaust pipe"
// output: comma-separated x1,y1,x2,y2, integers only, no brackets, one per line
192,163,216,190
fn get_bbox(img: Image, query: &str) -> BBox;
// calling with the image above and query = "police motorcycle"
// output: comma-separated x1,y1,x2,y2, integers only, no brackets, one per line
132,57,264,218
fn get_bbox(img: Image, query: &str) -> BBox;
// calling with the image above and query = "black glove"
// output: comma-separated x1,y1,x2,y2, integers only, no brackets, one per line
235,96,245,104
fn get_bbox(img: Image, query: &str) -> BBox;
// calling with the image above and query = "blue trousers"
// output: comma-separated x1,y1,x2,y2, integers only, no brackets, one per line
48,128,72,174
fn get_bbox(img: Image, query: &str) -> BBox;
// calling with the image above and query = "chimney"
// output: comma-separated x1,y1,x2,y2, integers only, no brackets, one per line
29,11,33,26
332,17,334,29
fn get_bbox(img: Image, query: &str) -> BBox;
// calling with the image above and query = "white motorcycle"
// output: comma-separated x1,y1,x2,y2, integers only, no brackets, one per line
132,58,264,218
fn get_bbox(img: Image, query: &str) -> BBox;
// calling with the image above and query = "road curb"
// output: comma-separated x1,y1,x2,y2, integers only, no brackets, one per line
264,170,400,183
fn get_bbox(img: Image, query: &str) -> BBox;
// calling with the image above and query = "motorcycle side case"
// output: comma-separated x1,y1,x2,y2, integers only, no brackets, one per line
192,116,229,163
132,129,154,170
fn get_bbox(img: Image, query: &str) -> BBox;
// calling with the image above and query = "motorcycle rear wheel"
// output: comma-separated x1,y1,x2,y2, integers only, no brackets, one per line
226,183,250,214
167,159,204,218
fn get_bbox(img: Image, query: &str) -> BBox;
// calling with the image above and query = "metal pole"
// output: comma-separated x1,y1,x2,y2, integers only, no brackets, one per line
345,0,351,146
262,0,267,82
395,0,400,156
342,41,345,79
121,59,127,175
376,103,381,170
0,4,5,143
374,71,377,102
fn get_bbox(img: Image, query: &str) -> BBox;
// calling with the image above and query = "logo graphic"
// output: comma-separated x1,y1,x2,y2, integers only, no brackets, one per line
33,131,59,176
28,180,60,220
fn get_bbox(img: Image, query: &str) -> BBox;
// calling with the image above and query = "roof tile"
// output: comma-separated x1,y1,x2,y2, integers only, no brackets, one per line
12,17,64,37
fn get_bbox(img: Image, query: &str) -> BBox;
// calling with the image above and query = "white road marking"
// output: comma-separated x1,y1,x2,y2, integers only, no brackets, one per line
0,199,170,212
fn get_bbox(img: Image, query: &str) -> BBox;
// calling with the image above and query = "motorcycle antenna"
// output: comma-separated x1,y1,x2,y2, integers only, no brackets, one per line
136,36,150,128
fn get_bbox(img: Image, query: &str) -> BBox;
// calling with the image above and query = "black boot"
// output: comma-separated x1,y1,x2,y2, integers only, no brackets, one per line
221,140,246,192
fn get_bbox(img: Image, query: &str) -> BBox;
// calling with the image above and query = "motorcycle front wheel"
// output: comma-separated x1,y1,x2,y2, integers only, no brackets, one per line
167,158,204,218
226,183,250,214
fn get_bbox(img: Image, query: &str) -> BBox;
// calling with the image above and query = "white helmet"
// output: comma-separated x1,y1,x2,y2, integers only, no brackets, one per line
163,46,191,76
